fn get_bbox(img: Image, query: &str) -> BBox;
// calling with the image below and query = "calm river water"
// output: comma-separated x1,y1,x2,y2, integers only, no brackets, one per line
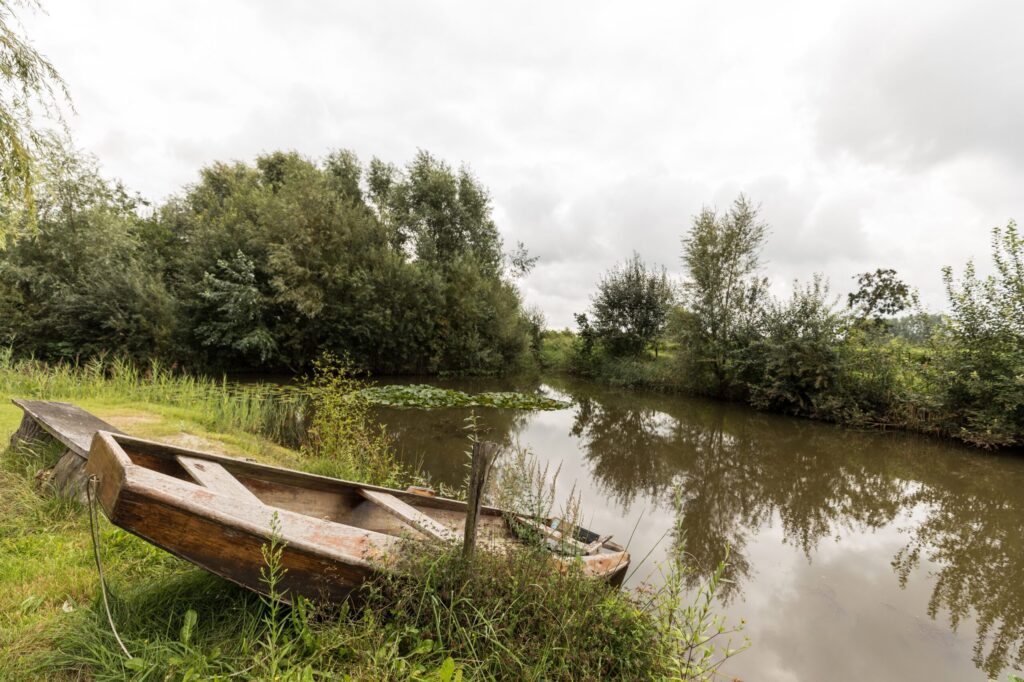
370,375,1024,682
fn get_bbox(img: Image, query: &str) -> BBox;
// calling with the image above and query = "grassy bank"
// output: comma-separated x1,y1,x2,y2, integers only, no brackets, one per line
0,358,744,680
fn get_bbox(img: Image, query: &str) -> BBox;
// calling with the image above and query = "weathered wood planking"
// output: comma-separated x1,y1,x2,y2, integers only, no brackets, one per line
582,535,613,555
176,455,264,506
9,399,126,501
86,430,632,599
358,488,459,543
463,441,499,558
11,398,124,458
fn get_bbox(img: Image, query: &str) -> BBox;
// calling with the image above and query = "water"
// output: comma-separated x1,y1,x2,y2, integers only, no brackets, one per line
371,375,1024,682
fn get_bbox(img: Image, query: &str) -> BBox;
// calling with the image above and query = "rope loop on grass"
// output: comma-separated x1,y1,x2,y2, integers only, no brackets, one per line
86,474,133,659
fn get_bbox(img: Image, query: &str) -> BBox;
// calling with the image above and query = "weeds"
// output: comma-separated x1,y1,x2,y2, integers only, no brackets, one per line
300,354,407,487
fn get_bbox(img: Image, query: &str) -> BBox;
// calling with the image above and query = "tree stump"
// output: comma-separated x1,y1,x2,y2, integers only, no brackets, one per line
8,400,122,504
9,411,47,450
47,450,90,503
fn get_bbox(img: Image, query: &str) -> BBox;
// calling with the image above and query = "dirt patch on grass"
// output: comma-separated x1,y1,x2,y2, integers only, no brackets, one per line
161,432,230,454
101,411,231,455
103,412,161,431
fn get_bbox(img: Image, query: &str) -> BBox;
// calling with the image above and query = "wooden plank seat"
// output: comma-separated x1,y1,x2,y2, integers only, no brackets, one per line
176,455,265,506
358,488,459,543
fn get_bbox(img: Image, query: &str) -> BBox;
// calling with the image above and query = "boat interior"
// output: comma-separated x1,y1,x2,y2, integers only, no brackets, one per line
108,433,607,553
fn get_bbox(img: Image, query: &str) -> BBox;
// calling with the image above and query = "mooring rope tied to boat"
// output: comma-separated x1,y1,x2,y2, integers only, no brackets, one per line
86,475,133,659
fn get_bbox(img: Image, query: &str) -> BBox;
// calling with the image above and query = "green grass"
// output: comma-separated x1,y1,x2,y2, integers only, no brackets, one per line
0,357,745,680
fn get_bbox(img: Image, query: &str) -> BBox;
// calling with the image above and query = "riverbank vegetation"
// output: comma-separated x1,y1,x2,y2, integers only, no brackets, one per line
552,196,1024,449
0,359,745,680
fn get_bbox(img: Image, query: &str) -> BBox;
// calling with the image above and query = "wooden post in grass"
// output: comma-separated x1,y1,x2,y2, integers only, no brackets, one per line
463,440,499,559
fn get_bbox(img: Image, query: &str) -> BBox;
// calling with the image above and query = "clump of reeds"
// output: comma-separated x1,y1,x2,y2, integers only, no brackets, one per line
0,349,311,445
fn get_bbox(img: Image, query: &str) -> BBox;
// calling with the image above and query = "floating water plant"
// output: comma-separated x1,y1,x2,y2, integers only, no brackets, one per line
358,384,569,410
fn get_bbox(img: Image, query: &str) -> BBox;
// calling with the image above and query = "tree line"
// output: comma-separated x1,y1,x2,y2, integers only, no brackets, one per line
0,144,537,374
563,196,1024,449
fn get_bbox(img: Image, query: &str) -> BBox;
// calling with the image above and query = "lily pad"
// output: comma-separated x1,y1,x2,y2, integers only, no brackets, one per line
359,384,569,410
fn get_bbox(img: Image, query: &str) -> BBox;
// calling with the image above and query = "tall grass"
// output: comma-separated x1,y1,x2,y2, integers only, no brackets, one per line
0,348,310,445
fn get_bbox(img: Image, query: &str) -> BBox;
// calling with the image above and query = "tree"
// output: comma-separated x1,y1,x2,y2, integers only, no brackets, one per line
590,252,674,357
678,195,769,397
378,150,503,275
847,268,918,323
156,149,532,374
0,0,71,245
0,145,175,359
0,145,535,375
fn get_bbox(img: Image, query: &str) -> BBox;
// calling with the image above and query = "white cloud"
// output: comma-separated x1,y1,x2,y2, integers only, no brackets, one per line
24,0,1022,326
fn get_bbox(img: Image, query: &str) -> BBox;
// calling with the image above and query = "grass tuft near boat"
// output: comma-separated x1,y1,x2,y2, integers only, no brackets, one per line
85,431,630,602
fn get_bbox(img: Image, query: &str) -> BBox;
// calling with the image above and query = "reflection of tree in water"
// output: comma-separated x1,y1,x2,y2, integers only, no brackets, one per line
562,379,1024,674
890,461,1024,677
570,391,909,599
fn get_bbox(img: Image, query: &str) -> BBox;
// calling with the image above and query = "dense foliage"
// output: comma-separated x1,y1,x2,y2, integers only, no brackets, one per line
0,146,535,375
936,222,1024,446
562,198,1024,449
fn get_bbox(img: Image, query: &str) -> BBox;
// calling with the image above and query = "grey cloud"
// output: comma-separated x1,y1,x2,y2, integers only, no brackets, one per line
812,0,1024,171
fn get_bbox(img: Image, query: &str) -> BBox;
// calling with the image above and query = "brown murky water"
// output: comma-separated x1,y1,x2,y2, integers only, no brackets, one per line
371,375,1024,682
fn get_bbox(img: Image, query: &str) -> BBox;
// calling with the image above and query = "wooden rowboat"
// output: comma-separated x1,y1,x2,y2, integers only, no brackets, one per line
85,431,630,601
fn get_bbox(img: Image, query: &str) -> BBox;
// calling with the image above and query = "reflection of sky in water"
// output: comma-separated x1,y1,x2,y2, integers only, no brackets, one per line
374,376,1024,682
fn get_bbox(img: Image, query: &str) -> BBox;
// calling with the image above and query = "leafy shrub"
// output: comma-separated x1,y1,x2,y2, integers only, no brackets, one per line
745,276,846,416
536,329,575,371
934,221,1024,447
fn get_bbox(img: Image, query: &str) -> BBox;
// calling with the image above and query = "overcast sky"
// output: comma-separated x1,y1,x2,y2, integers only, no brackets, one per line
25,0,1024,327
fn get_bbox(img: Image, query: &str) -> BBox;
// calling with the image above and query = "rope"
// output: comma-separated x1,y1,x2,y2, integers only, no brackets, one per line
85,475,133,659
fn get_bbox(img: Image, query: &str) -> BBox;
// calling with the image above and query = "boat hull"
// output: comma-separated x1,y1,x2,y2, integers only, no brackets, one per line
86,431,631,601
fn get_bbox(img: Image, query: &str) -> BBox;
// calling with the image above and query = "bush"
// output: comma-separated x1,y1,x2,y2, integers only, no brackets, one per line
745,276,846,416
935,221,1024,447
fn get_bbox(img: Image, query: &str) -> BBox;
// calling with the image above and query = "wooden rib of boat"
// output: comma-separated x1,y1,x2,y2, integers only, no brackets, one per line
85,431,630,602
